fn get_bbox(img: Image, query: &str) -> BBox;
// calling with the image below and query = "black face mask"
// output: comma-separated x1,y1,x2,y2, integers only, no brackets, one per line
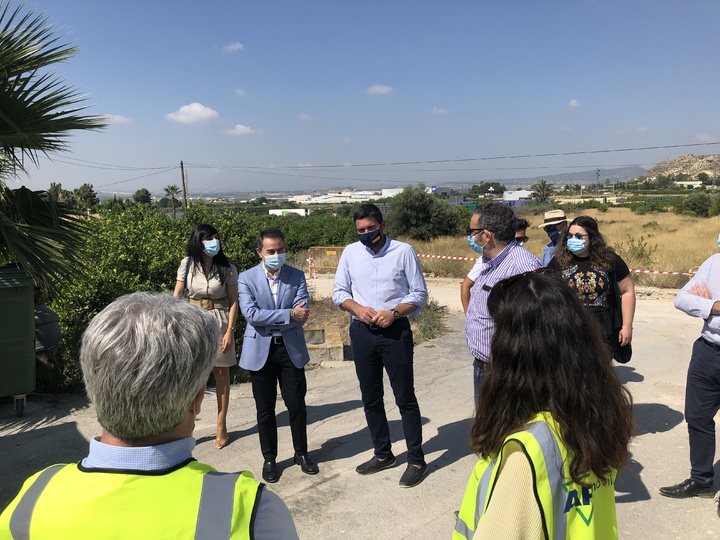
359,228,382,248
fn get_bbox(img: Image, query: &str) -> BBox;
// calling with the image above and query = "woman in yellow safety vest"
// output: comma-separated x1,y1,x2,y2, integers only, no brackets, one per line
454,270,634,540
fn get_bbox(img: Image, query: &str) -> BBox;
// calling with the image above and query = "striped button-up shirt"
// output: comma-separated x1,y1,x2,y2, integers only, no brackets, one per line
465,242,541,362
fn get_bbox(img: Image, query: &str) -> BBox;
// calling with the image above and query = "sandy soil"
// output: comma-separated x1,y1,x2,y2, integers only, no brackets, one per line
1,279,719,539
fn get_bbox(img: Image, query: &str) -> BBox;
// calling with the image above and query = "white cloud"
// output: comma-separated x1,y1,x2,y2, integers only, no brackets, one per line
225,124,261,136
431,107,449,116
366,84,393,95
166,103,220,124
296,162,313,167
567,99,580,108
696,133,715,143
298,113,312,121
235,88,246,97
557,126,573,133
222,42,244,52
613,126,650,136
105,114,132,124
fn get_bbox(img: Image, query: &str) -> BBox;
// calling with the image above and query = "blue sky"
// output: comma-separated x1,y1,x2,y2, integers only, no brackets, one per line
15,0,720,196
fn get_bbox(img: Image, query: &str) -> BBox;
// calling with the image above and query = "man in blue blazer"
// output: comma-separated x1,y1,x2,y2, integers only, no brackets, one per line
238,227,319,483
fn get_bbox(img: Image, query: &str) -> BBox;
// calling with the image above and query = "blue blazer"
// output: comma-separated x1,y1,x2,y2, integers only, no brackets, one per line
237,263,310,370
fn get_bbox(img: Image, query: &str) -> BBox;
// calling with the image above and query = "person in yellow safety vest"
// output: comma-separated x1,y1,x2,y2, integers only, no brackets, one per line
0,292,298,540
454,270,634,539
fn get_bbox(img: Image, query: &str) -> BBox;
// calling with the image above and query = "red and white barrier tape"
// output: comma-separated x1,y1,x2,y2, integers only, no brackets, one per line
629,268,694,276
415,253,695,277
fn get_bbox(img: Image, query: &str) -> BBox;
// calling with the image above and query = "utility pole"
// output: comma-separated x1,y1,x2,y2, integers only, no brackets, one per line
180,160,189,209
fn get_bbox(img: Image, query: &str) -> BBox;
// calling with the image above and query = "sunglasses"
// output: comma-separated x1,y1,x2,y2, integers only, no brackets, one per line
515,236,529,244
566,232,589,240
466,228,485,236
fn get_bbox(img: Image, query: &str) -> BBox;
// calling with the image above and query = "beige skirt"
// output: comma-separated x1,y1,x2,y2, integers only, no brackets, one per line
210,307,237,368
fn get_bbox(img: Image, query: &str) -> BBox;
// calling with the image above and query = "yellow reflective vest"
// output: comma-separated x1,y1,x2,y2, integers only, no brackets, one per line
0,460,262,539
454,412,617,540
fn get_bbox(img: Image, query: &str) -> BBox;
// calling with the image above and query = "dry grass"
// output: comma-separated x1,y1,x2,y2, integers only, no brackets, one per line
403,207,715,288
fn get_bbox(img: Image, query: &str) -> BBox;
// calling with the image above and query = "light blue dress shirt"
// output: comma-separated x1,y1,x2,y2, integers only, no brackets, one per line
333,236,428,315
81,436,298,539
675,253,720,345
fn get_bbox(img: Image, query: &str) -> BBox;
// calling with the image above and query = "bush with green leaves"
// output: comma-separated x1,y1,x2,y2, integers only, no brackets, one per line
386,184,466,240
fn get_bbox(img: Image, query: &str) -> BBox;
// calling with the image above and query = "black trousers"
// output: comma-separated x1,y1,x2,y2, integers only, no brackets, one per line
249,341,308,460
685,337,720,486
349,318,424,465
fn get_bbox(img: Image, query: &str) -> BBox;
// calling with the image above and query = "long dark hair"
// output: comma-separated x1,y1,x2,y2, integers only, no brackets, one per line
471,271,633,483
186,224,232,285
554,215,616,271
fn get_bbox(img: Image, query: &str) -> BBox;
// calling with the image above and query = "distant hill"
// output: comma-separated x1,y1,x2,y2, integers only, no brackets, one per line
640,154,720,180
501,166,647,187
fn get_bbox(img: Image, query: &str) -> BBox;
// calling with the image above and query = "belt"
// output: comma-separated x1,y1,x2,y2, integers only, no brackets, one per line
702,337,720,351
271,336,284,345
354,317,407,330
189,297,229,310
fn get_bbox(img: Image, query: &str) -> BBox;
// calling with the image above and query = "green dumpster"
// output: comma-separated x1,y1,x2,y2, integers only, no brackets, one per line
0,265,35,416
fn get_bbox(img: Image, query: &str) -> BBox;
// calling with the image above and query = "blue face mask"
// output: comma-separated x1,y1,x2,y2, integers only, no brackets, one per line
567,238,587,254
264,253,286,271
717,233,720,250
203,239,220,257
468,235,487,255
359,228,383,249
546,225,561,245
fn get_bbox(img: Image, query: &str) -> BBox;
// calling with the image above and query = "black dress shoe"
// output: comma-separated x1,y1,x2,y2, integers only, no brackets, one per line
659,478,714,499
294,452,319,475
262,460,279,483
355,454,396,475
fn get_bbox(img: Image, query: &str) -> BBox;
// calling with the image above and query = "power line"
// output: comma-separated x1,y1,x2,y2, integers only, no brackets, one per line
95,166,179,188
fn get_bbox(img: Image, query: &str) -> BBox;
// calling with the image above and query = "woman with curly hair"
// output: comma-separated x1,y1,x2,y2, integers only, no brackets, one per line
548,215,636,363
454,271,634,539
173,224,238,449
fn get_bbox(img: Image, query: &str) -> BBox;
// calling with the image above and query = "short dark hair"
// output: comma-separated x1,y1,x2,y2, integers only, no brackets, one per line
473,202,516,243
353,203,383,224
516,218,530,231
257,227,285,251
472,271,633,483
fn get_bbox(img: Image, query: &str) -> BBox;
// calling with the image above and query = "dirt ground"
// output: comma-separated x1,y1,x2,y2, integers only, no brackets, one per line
2,278,720,539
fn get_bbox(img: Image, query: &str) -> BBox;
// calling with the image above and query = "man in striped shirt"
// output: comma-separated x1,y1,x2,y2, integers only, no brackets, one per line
465,203,540,399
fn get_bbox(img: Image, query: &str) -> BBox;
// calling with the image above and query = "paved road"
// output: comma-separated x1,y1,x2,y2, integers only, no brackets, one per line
2,287,720,538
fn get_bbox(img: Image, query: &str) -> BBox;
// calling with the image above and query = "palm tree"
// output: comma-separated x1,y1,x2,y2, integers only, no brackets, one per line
164,184,182,219
0,2,106,290
530,179,554,203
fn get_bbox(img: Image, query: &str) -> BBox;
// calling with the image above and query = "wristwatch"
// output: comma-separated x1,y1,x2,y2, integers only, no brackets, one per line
392,309,401,319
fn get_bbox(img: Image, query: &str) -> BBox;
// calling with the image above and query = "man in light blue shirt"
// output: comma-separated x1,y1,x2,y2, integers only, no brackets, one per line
333,203,429,488
660,253,720,501
538,209,570,267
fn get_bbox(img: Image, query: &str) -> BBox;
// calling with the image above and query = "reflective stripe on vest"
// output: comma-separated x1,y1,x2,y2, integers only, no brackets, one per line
9,465,64,540
523,420,566,540
8,465,254,539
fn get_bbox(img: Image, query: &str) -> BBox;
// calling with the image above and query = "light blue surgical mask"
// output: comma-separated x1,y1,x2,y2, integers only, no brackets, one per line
264,253,286,271
203,239,220,257
468,235,487,255
567,238,587,255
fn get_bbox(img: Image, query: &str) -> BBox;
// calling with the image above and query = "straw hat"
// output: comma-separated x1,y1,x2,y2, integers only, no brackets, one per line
538,209,570,229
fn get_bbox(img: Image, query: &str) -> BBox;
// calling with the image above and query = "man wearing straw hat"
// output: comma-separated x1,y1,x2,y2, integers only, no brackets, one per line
538,209,570,267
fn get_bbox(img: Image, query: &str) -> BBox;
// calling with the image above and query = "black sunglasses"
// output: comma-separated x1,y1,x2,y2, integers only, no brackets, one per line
466,228,484,236
566,232,588,240
515,236,529,244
